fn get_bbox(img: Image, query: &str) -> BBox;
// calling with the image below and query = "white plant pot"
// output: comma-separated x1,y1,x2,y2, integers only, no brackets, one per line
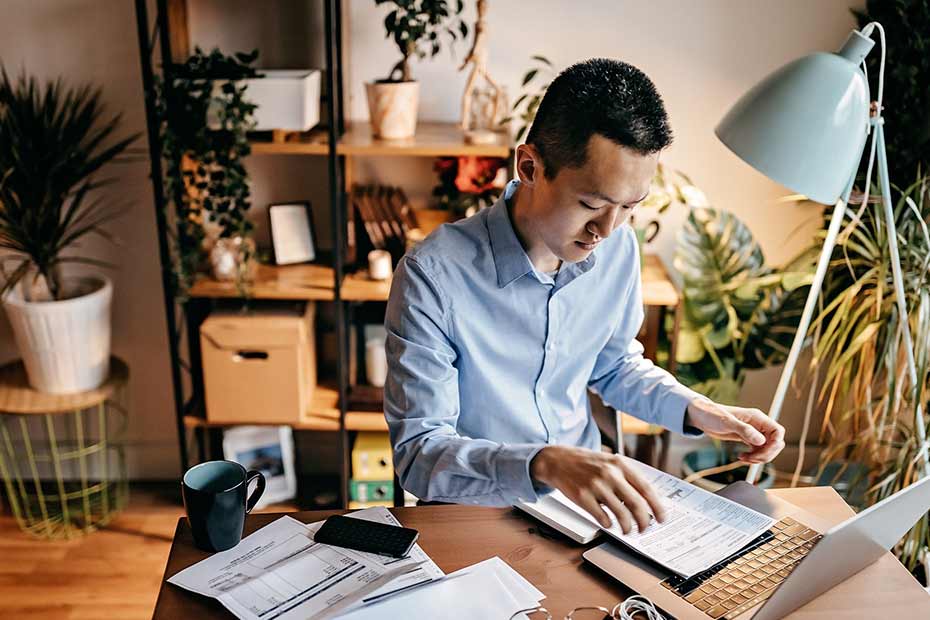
209,69,321,133
2,276,113,394
366,81,419,139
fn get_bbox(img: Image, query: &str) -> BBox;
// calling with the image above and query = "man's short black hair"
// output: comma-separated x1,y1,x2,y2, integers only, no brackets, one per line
525,58,672,179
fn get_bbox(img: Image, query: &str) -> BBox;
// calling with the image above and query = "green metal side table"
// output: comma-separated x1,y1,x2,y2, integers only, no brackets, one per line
0,357,129,539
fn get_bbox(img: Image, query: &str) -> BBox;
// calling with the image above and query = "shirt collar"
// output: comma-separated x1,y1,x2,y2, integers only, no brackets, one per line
487,179,599,289
487,180,535,288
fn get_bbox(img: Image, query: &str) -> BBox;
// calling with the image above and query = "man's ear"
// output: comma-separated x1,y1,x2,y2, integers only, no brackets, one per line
515,143,544,187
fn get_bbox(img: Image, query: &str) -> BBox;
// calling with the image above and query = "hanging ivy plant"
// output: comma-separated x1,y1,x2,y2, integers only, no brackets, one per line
154,46,259,298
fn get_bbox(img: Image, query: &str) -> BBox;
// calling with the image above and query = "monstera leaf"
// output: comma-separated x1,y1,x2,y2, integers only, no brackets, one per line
674,207,814,397
675,208,770,353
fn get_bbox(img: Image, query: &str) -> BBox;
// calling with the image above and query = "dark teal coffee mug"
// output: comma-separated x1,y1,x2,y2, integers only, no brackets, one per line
182,460,265,552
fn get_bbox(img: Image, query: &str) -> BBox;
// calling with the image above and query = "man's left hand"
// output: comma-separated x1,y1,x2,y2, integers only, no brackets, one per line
685,399,786,464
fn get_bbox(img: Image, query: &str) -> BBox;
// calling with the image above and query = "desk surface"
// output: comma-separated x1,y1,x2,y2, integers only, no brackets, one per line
153,487,928,618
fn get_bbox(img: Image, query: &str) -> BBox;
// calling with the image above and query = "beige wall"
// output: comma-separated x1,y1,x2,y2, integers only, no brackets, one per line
0,0,176,477
0,0,861,478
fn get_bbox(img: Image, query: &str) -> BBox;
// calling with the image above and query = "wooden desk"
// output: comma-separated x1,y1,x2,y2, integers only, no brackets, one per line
152,487,930,619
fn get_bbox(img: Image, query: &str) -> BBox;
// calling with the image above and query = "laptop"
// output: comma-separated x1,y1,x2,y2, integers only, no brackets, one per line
583,475,930,619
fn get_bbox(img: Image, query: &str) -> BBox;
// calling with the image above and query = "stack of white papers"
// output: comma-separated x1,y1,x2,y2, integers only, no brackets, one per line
333,557,544,620
168,507,442,619
168,506,543,619
516,461,777,578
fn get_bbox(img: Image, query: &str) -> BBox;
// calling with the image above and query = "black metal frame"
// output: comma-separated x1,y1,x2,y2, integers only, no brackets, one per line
133,0,351,505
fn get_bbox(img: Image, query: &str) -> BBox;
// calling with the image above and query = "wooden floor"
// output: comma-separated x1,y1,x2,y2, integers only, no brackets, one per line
0,483,295,619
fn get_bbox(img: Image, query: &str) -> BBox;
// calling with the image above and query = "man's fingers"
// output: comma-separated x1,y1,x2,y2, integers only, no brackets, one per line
619,461,667,524
575,491,614,529
600,491,634,534
612,478,655,532
733,419,766,446
741,439,786,463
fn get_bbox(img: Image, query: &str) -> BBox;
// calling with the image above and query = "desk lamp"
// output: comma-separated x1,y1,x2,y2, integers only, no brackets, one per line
714,23,930,483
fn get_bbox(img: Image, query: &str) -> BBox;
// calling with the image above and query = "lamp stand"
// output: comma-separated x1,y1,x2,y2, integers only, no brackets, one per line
744,176,852,483
746,113,930,483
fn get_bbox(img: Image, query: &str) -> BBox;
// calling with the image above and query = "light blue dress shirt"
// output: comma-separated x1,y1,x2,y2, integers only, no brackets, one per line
384,179,702,506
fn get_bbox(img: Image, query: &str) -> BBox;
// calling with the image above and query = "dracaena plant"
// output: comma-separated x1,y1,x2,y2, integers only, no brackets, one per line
0,69,136,301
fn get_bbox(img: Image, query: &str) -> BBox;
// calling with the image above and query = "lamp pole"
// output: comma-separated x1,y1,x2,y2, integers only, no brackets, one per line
744,174,855,483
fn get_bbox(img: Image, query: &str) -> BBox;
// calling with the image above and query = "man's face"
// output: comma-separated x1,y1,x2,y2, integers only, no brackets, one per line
525,134,657,264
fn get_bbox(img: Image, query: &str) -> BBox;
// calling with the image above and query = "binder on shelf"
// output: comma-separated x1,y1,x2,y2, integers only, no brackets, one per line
352,431,393,481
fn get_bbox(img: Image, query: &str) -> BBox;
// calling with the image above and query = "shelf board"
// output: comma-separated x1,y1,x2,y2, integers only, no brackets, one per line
183,383,388,432
189,263,336,300
250,127,329,155
248,122,512,158
641,254,680,307
341,271,391,302
338,122,511,157
188,263,392,302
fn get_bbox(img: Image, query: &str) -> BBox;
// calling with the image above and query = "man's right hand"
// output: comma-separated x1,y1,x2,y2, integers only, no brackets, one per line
529,445,667,534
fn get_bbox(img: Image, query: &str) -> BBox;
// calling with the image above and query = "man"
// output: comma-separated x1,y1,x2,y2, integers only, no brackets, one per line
384,58,785,534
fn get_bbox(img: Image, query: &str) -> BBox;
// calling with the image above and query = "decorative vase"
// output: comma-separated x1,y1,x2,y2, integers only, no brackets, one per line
210,236,257,282
2,276,113,393
366,81,419,140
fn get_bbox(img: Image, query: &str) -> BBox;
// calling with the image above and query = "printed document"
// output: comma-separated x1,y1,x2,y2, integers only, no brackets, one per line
167,515,418,619
306,506,444,606
527,461,776,578
333,557,545,620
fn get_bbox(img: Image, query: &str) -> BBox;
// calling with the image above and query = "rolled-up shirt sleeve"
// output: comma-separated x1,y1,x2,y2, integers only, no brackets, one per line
384,255,544,505
587,239,704,437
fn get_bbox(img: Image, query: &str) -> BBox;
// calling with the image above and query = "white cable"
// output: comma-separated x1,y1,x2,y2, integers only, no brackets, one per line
612,595,667,620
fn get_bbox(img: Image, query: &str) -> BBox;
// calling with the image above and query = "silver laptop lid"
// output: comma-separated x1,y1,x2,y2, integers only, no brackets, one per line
752,474,930,620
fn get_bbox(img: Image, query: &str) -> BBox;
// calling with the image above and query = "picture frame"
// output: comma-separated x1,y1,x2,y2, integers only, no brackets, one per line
222,426,297,508
268,201,318,265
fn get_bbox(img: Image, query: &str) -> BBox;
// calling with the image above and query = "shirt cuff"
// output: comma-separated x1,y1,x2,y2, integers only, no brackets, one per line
495,443,548,504
662,384,706,437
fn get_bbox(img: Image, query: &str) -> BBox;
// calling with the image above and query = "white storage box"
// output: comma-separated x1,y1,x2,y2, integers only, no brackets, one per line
247,69,321,132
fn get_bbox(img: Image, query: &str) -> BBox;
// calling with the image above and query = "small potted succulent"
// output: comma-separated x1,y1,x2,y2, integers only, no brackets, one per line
370,0,468,139
0,69,136,393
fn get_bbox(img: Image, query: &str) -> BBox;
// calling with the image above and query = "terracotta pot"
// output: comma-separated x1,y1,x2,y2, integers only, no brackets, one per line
366,81,419,140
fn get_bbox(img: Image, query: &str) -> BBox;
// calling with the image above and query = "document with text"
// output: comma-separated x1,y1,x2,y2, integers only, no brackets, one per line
538,461,776,578
167,515,419,620
305,506,445,607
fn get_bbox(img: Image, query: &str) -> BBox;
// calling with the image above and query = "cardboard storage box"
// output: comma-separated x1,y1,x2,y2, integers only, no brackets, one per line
200,303,316,424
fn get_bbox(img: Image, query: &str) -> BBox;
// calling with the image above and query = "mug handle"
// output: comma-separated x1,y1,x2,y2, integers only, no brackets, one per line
245,470,266,514
645,220,661,243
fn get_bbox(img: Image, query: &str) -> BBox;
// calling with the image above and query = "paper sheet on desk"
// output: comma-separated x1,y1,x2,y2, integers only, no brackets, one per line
332,557,545,620
305,506,444,605
551,461,777,578
167,515,417,620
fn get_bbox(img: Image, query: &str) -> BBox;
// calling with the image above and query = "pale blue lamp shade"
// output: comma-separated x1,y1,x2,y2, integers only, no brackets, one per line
715,31,875,205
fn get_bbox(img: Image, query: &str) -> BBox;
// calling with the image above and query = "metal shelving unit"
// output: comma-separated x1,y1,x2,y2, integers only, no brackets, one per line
133,0,514,508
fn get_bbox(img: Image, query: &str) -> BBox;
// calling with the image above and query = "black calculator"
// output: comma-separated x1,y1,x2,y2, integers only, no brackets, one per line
314,515,419,558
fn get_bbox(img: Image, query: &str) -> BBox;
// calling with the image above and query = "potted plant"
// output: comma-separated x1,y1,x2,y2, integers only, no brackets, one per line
0,69,136,393
370,0,468,139
803,172,930,586
674,207,815,490
156,47,259,296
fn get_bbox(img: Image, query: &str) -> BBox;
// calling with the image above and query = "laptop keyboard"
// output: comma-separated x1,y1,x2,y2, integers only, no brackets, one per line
661,517,822,619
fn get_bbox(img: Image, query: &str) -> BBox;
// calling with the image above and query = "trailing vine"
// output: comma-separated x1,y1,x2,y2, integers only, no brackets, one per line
155,47,259,298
